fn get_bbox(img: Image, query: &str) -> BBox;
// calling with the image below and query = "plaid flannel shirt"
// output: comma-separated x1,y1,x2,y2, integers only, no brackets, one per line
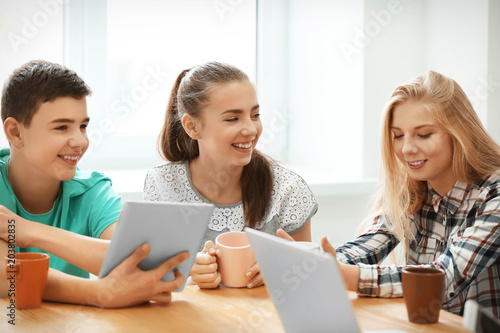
336,174,500,318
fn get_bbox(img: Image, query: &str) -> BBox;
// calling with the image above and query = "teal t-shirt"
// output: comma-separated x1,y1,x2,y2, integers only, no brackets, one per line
0,147,122,278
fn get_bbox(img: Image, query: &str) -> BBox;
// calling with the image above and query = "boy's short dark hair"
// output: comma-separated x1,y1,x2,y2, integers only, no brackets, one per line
1,60,91,126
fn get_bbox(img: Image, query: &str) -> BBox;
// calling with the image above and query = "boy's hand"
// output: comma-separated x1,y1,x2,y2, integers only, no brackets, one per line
95,243,189,308
190,240,221,289
0,205,31,248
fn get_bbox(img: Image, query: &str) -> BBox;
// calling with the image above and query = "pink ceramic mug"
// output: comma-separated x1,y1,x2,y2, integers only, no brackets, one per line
216,231,256,288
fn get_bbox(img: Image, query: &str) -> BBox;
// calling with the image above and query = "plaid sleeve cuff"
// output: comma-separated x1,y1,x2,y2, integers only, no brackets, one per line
357,263,403,298
357,263,379,297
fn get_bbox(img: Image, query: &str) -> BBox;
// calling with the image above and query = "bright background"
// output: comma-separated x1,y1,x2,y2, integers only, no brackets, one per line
1,0,499,246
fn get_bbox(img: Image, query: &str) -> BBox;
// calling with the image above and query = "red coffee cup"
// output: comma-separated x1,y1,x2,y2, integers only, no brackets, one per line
402,267,445,324
5,252,50,309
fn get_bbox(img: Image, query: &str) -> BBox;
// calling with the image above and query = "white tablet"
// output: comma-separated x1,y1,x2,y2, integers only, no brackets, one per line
245,228,361,333
99,201,214,292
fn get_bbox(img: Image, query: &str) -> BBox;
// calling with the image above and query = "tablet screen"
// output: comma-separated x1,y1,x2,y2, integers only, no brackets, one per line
99,201,214,292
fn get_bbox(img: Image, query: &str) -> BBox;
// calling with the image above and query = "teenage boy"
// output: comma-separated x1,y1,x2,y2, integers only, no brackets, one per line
0,60,187,308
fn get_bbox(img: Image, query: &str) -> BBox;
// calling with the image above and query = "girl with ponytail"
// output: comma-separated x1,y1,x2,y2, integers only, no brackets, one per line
144,62,317,289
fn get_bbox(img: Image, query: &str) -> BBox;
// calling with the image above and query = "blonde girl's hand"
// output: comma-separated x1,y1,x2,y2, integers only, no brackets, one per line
276,228,294,241
320,235,359,291
190,240,221,289
320,235,337,259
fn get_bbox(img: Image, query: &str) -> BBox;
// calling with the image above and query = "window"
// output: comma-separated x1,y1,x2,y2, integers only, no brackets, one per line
257,0,364,184
65,0,257,171
1,0,499,197
257,0,500,189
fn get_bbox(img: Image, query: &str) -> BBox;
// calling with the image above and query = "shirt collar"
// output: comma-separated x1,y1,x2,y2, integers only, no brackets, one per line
428,180,469,214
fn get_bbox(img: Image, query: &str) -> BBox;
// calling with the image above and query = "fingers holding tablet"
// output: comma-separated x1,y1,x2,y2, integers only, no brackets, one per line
153,270,185,300
98,202,214,292
152,251,190,280
148,292,173,305
96,244,189,308
276,229,294,241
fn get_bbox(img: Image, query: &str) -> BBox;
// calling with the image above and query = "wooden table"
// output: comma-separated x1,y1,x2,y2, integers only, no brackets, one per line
0,285,469,333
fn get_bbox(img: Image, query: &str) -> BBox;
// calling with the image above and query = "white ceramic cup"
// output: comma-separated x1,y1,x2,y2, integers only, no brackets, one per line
215,231,256,288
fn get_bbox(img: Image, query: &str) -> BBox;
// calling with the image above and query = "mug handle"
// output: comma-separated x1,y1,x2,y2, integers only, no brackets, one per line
15,262,22,281
5,261,22,281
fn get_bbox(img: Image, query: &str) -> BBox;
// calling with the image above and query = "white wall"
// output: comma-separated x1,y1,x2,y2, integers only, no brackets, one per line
257,0,365,182
362,0,426,178
425,0,489,123
487,0,500,145
362,0,492,179
286,0,364,182
0,0,64,147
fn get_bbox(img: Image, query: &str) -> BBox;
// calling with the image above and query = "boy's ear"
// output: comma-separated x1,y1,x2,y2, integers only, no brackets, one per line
3,117,24,148
181,114,201,140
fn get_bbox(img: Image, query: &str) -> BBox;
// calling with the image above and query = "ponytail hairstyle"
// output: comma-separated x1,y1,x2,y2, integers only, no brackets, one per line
376,70,500,259
158,61,273,228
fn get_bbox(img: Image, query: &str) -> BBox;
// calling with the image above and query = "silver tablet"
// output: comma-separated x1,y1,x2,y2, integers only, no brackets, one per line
99,201,214,292
245,227,361,333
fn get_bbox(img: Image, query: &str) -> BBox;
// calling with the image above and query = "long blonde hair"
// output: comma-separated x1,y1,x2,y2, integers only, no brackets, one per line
375,70,500,258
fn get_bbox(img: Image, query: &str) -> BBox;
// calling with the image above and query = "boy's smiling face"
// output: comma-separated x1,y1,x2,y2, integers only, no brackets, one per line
17,96,90,181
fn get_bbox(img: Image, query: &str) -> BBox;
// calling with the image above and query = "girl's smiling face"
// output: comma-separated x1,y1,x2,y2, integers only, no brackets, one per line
391,101,456,195
193,79,262,168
